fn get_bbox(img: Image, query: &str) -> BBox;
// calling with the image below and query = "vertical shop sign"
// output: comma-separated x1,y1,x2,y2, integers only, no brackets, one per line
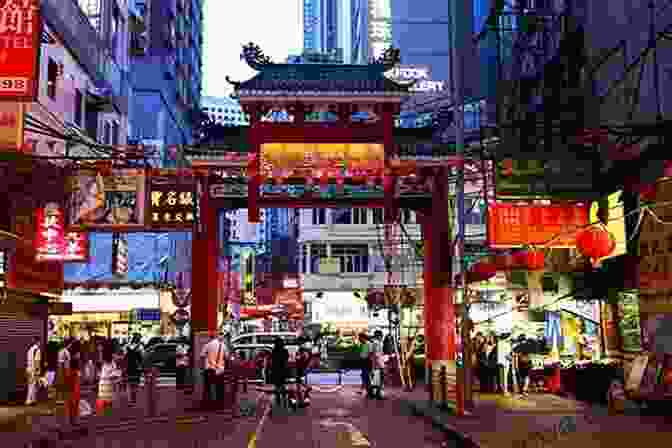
111,233,128,277
0,102,24,150
35,202,65,261
0,0,41,102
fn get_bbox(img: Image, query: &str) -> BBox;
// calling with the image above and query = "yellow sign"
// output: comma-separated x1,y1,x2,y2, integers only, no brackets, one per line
0,102,24,150
589,192,626,261
260,143,384,176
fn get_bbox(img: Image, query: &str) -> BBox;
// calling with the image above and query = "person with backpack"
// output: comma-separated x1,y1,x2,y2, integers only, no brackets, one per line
270,338,290,408
125,334,143,404
357,333,371,395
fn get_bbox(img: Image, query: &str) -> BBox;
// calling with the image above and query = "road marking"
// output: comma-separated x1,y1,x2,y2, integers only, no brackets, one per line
320,418,372,448
247,392,270,448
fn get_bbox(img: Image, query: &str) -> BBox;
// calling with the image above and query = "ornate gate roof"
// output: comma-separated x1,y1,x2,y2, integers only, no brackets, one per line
226,43,413,98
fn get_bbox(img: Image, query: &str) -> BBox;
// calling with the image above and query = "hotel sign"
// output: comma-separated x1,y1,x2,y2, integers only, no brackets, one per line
0,0,42,102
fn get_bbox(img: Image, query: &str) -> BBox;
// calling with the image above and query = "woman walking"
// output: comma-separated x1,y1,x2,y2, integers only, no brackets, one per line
96,343,122,416
65,339,82,423
479,335,497,393
56,339,73,404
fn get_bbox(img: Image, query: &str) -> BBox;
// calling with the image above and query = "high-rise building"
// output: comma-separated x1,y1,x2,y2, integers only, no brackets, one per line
128,0,204,166
303,0,372,64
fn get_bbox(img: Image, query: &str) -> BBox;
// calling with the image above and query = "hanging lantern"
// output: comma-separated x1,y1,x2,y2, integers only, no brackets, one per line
526,249,545,271
576,225,616,267
466,261,497,284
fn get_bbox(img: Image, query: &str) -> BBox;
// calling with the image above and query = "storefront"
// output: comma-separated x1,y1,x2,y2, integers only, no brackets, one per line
59,286,160,340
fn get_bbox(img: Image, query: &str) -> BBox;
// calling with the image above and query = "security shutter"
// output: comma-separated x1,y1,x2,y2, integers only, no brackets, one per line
0,312,43,401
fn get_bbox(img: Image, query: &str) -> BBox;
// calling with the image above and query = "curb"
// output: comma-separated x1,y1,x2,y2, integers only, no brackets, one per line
404,400,481,448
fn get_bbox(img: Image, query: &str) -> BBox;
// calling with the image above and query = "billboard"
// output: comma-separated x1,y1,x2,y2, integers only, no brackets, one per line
66,168,147,229
487,203,590,248
148,176,195,229
0,0,41,102
385,65,445,92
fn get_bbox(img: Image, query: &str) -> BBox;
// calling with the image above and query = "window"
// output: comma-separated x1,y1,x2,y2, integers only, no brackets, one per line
309,244,327,273
373,209,383,224
332,244,369,273
331,208,352,224
353,208,368,224
312,209,326,225
111,121,119,146
104,122,111,144
74,89,83,126
47,58,58,99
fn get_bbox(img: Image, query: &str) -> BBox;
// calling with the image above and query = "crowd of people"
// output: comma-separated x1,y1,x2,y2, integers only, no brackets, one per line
472,331,533,398
24,334,163,419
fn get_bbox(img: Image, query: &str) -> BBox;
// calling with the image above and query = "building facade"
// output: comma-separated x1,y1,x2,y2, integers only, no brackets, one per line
298,208,422,331
128,0,204,167
201,96,249,127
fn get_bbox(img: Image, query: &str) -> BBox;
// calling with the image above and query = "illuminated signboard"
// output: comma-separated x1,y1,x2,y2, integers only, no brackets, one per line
368,0,392,60
67,169,147,229
112,233,128,277
0,102,24,150
385,65,445,92
0,0,41,102
35,202,65,261
63,231,88,261
260,143,384,178
149,180,195,228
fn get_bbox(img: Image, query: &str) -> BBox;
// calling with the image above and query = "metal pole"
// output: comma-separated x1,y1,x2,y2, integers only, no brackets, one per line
450,0,467,418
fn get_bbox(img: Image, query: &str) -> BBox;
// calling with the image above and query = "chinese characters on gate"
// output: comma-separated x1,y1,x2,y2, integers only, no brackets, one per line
150,187,195,227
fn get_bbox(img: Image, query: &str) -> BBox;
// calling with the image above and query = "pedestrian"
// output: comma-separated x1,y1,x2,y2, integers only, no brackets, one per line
383,334,394,356
45,341,59,400
96,342,122,416
357,333,371,395
270,338,290,408
176,342,190,391
25,336,42,406
56,339,73,404
199,331,226,408
497,333,513,396
125,335,143,404
368,330,386,400
66,339,82,423
479,335,496,393
291,338,312,408
514,337,531,398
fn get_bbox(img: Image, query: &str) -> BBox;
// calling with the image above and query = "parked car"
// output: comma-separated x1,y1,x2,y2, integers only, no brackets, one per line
232,344,273,380
232,332,300,355
143,343,178,372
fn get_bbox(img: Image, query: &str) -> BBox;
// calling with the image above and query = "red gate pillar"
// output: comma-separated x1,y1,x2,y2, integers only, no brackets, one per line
191,174,219,370
421,167,457,405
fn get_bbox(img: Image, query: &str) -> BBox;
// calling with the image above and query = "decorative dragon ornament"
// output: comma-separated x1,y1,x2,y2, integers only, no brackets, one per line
240,42,273,70
371,47,401,71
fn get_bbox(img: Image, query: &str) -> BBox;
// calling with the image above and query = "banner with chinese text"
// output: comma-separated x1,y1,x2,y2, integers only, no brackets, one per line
149,175,195,228
0,0,41,102
487,203,590,247
66,169,147,230
0,102,24,150
34,202,65,261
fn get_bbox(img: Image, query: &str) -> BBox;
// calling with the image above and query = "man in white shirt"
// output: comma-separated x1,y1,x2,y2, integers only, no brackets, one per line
25,336,42,405
497,333,513,395
199,332,227,406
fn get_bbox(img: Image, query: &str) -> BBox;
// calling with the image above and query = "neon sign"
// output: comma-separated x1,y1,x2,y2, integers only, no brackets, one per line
0,0,41,101
35,202,65,261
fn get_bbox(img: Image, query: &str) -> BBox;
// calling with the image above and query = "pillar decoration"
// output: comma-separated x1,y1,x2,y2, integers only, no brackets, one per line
383,103,397,224
421,167,457,404
248,125,261,222
191,175,218,338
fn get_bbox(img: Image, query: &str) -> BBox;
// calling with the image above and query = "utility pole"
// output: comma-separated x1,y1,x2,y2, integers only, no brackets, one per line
449,0,467,417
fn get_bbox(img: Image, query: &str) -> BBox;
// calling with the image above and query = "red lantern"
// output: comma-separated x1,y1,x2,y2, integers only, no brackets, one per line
467,261,497,283
576,225,616,267
663,368,672,386
526,249,545,271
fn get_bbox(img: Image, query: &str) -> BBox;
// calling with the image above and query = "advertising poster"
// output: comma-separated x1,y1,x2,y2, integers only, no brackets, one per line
639,179,672,293
66,169,146,229
0,0,42,102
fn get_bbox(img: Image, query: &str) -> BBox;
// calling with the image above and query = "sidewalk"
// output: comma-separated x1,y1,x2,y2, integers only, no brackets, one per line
1,384,259,446
399,385,672,448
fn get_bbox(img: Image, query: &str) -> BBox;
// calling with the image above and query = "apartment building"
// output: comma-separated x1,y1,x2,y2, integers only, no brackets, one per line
298,208,422,331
